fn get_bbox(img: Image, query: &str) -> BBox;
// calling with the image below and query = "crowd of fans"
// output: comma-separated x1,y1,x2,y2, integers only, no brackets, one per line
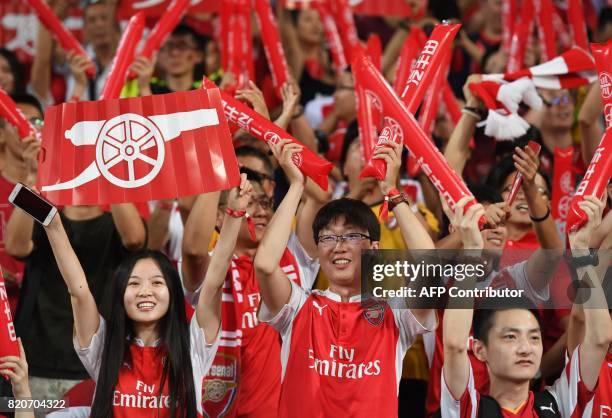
0,0,610,417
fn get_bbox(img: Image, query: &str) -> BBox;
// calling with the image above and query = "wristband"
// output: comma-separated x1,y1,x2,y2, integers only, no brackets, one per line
388,193,410,212
378,188,401,221
529,206,550,222
225,207,246,218
225,208,257,241
565,249,599,268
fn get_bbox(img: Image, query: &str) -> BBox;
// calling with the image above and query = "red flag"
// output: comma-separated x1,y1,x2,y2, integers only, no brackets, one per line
567,0,588,50
37,88,241,206
253,0,291,96
352,47,482,221
202,78,332,190
25,0,94,77
591,41,612,129
127,0,190,80
0,275,19,358
116,0,218,20
0,88,36,139
100,12,146,100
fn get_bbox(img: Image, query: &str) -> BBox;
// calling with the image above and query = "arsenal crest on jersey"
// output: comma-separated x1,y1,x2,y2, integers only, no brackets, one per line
362,302,385,326
202,352,239,418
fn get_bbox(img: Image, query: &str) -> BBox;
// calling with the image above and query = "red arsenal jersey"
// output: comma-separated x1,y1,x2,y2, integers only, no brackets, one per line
425,262,550,417
259,280,435,418
440,346,595,418
75,314,219,418
185,234,319,417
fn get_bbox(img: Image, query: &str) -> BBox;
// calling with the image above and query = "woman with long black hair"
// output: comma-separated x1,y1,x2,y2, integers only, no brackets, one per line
42,175,253,418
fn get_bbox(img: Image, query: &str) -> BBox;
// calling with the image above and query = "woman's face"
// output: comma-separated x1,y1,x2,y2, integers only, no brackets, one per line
296,10,323,46
123,258,170,325
0,55,15,94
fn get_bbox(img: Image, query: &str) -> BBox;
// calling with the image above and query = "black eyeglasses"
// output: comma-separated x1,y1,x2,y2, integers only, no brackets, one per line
542,95,570,107
248,196,274,211
317,233,371,246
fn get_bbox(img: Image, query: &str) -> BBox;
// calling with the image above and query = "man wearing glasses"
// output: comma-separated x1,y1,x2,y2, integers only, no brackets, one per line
254,141,436,418
181,160,325,417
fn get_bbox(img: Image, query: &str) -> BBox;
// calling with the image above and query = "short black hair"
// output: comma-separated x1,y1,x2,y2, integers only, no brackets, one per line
494,125,543,160
473,297,541,344
236,145,274,177
0,48,24,94
239,166,264,186
171,24,204,51
312,198,380,243
10,93,43,117
486,155,551,196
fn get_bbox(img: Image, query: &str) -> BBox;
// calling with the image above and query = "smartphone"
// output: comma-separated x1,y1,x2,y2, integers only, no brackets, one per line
8,183,58,226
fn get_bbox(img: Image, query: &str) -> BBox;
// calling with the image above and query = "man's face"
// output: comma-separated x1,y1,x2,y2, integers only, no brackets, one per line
316,217,378,288
0,55,15,94
159,34,202,77
540,89,575,131
84,4,116,48
342,139,363,182
237,155,275,198
500,172,549,226
333,72,356,121
473,309,543,383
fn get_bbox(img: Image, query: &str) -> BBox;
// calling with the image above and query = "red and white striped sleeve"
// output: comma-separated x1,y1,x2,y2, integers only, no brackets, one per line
440,360,480,418
546,346,597,418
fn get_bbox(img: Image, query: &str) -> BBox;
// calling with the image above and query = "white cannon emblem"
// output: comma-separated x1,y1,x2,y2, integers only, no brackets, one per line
42,109,219,191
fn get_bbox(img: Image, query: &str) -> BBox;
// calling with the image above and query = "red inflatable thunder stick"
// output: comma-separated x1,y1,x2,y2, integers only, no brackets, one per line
0,275,19,359
127,0,190,80
100,12,146,100
591,41,612,130
533,0,556,62
355,77,381,162
220,0,254,91
26,0,95,78
361,23,460,180
392,27,427,95
254,0,291,96
507,0,534,73
202,78,333,190
566,41,612,233
0,88,36,139
501,0,517,53
567,0,588,50
505,141,542,206
331,0,359,62
314,1,348,75
352,48,483,222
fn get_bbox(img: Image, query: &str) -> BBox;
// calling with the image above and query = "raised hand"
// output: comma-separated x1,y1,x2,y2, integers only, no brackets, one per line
227,173,253,212
269,139,304,186
67,50,92,91
0,339,31,397
569,194,606,250
373,140,403,195
130,55,156,95
236,81,270,119
449,196,485,250
513,144,540,190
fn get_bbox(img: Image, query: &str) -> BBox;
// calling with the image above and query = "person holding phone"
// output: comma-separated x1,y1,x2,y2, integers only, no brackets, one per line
19,174,252,417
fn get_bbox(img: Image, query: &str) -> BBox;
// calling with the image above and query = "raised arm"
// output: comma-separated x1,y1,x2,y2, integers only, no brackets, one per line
443,197,486,399
512,145,563,291
0,339,35,418
254,141,305,315
44,213,100,348
443,75,482,175
197,174,252,343
146,199,174,251
181,191,221,292
578,83,604,165
110,204,146,251
5,135,41,259
568,195,612,391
